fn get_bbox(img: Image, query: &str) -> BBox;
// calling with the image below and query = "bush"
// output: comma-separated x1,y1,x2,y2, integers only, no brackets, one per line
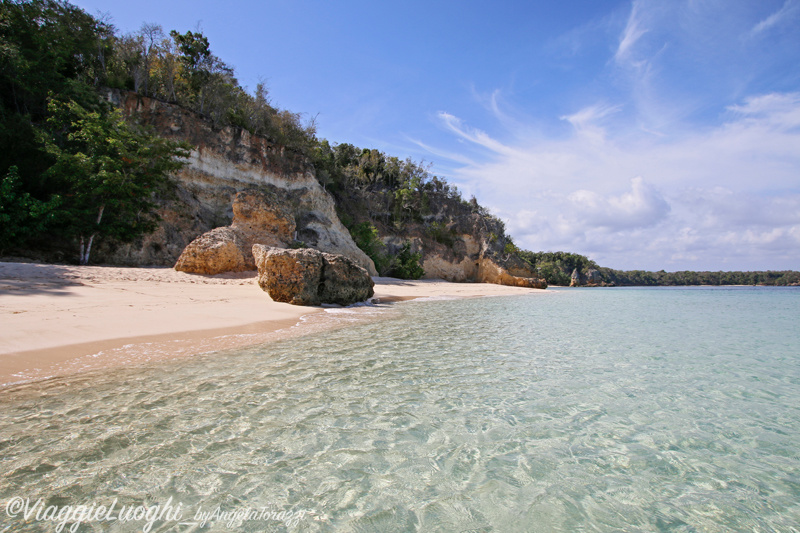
387,242,424,280
426,221,455,248
348,221,390,274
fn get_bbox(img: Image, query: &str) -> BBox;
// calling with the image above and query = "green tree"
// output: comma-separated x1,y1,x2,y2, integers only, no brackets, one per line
348,221,390,274
0,165,60,251
0,0,112,186
387,242,424,280
41,99,190,264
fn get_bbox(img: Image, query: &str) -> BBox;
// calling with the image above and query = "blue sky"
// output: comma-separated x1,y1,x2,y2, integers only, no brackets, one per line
71,0,800,271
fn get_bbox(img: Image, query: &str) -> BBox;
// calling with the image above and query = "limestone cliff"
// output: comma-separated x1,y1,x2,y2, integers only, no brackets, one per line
94,90,541,287
378,202,546,288
97,90,376,275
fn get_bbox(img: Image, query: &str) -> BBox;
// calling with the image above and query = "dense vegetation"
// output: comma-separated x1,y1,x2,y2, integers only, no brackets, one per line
310,140,518,276
597,268,800,287
517,251,599,287
0,0,190,263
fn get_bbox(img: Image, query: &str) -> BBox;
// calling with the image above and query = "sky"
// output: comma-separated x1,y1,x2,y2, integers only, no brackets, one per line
70,0,800,271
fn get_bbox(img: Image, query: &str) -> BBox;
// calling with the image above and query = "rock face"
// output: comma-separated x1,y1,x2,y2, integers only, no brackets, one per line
570,267,603,287
99,90,376,275
479,257,548,289
96,90,543,288
409,214,547,289
253,245,374,306
174,189,294,274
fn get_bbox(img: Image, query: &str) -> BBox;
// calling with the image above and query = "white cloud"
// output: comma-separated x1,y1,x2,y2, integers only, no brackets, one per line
726,92,800,130
561,104,622,144
568,177,670,231
427,91,800,270
437,112,516,156
751,0,799,36
615,0,649,66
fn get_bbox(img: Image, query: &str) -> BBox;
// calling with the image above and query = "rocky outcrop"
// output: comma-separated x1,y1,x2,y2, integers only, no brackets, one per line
100,90,376,275
570,267,603,287
174,189,293,274
478,257,547,289
253,245,374,306
96,91,542,288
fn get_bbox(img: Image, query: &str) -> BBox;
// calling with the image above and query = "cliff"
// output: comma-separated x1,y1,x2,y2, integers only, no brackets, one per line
96,90,376,274
92,91,543,288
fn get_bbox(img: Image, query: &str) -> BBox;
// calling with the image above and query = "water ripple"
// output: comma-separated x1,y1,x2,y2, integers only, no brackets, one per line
1,288,799,531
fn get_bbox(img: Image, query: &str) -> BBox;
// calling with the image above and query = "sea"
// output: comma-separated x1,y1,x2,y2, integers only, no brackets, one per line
0,286,799,532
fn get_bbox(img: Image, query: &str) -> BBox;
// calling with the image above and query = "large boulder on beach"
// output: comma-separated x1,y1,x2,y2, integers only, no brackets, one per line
175,190,295,274
253,245,374,306
172,226,248,275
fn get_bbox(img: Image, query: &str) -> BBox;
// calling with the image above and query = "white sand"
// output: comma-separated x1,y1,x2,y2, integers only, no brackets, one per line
0,262,547,386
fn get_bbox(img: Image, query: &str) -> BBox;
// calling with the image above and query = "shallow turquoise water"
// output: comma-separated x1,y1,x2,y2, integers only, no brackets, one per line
1,287,799,531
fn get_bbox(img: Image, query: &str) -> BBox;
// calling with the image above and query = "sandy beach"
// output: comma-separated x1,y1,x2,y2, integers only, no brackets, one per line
0,261,546,387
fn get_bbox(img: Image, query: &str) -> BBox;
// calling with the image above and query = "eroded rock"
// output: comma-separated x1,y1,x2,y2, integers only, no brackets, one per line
174,190,294,274
479,257,547,289
105,90,375,274
173,226,248,275
253,245,374,306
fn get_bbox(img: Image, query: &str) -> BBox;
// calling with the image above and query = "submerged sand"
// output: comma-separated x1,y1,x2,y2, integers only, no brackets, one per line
0,262,547,387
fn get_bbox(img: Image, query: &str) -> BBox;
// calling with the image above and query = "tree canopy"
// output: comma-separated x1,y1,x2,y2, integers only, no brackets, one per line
0,0,189,262
40,99,189,263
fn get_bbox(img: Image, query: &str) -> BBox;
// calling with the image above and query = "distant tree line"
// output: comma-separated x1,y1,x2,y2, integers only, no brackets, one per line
597,268,800,286
516,251,599,286
515,250,800,287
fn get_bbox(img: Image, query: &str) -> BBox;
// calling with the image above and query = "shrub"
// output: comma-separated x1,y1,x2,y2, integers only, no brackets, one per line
387,242,424,280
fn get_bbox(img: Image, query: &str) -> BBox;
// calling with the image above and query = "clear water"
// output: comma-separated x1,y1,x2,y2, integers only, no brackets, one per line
1,287,799,532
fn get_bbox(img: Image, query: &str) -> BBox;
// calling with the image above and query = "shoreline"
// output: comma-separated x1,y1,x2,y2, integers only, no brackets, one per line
0,262,548,388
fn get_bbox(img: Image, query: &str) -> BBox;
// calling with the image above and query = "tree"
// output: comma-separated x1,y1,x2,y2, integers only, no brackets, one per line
388,242,424,280
41,99,190,264
0,165,60,251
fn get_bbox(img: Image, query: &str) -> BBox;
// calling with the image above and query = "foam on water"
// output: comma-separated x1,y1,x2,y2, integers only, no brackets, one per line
0,287,798,531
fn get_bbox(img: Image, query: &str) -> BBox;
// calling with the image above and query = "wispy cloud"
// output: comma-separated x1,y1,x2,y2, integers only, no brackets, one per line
425,90,800,269
560,104,622,143
410,0,800,270
751,0,799,36
614,0,649,66
437,112,518,156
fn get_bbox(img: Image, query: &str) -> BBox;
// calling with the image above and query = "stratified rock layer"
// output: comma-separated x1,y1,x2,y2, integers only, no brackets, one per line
253,245,374,306
102,90,376,275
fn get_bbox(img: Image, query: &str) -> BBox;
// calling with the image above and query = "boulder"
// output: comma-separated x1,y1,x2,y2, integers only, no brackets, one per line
585,268,602,286
569,267,602,287
253,245,374,306
175,190,295,274
172,227,247,275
